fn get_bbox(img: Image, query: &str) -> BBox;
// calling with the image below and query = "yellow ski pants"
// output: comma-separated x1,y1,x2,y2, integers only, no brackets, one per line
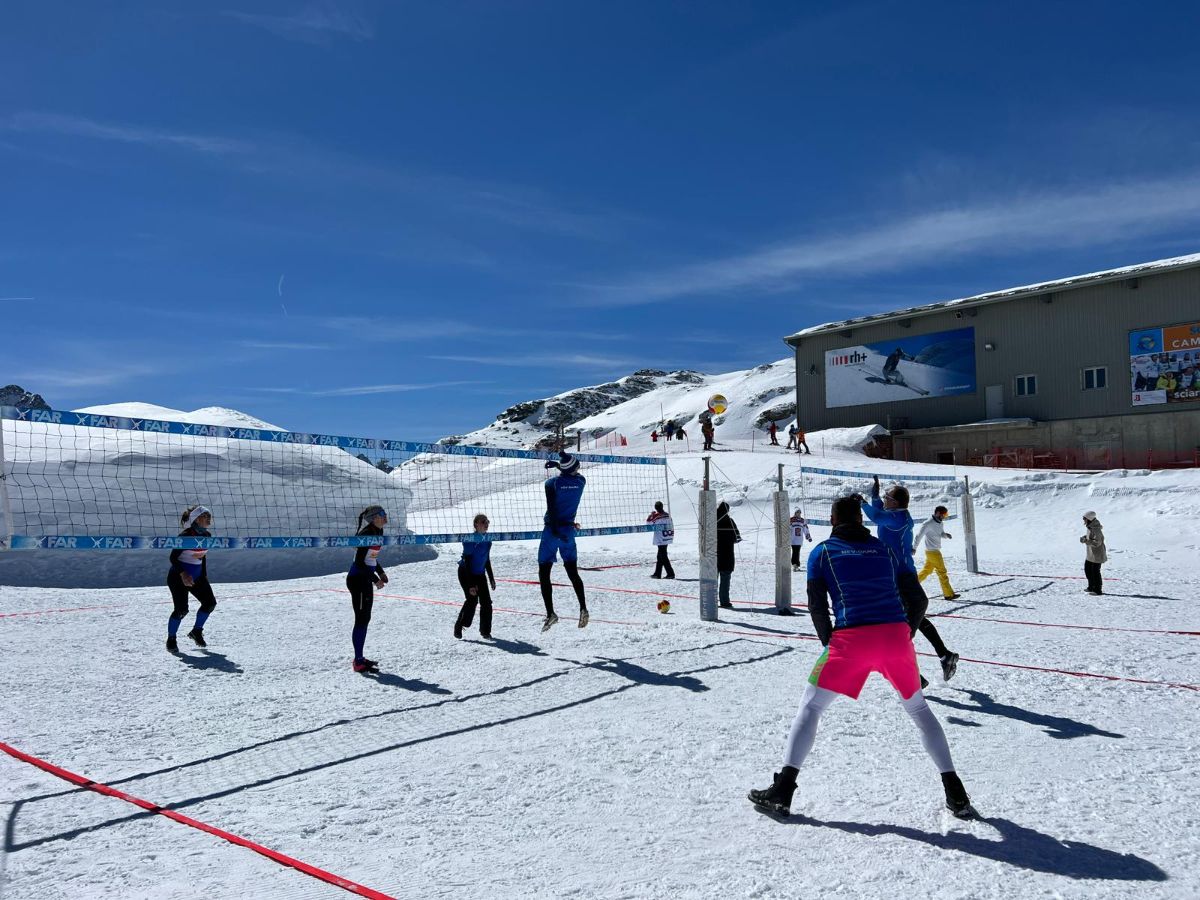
917,549,955,598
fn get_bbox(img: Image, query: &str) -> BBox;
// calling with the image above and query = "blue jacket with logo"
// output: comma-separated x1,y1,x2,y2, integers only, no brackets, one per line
806,523,909,644
544,472,586,530
861,489,917,573
459,539,493,577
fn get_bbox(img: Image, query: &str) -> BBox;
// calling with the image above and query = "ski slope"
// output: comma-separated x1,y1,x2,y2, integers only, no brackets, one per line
2,434,1198,899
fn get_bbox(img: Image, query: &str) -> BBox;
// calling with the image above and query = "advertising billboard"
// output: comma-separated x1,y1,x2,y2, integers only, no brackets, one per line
825,326,976,409
1129,321,1200,406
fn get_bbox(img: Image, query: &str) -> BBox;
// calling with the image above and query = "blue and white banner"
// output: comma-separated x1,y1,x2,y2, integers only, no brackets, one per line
0,406,665,467
8,524,657,551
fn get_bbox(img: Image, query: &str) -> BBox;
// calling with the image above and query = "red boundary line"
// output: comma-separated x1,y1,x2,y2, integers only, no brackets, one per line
0,741,396,899
716,629,1200,692
0,604,126,619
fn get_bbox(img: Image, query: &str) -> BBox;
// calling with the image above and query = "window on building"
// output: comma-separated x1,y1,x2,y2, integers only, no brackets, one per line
1015,374,1037,396
1083,366,1107,390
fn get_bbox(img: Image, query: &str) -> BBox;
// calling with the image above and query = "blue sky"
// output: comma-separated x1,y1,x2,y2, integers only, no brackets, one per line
3,1,1199,440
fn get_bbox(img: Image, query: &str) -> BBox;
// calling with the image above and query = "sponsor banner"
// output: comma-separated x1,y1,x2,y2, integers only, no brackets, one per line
8,524,656,551
0,407,665,467
800,464,959,484
1128,321,1200,406
824,327,976,409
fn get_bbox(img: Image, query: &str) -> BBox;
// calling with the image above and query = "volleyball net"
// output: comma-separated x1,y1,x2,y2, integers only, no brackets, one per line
0,407,666,551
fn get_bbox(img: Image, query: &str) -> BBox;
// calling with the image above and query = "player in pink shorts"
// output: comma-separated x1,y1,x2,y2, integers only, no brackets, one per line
749,495,977,820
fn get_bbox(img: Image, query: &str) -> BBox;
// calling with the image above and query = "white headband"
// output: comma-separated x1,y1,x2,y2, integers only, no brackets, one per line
183,506,211,529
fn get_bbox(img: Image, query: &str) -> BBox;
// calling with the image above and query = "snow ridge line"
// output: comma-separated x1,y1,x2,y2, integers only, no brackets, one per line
717,630,1200,692
0,741,397,900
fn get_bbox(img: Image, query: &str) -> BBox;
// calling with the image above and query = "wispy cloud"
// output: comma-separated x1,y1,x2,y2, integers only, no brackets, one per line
223,3,374,43
251,380,485,397
238,340,335,351
429,353,640,369
10,364,161,390
589,172,1200,305
3,112,251,155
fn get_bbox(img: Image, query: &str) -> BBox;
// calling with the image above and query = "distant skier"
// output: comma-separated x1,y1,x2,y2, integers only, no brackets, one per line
786,424,798,450
717,501,742,609
647,501,675,579
702,418,715,451
789,508,813,571
768,421,780,445
796,426,811,455
1080,511,1107,595
915,506,960,600
861,477,959,682
166,505,217,652
539,453,589,631
665,420,676,441
747,495,977,821
347,505,389,672
455,513,496,640
882,348,916,384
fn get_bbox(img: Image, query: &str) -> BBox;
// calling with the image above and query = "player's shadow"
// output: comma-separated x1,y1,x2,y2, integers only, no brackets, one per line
172,651,243,674
785,814,1166,882
1101,592,1188,602
468,637,548,656
927,688,1124,740
360,671,451,694
575,657,709,692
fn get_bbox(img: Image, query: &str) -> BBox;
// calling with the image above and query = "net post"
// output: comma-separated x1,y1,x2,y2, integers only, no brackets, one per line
961,475,979,574
0,411,11,550
774,464,791,613
699,456,718,622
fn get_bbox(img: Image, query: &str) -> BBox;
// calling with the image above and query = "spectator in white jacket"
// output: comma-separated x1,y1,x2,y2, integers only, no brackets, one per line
648,501,675,579
914,506,960,600
789,508,813,570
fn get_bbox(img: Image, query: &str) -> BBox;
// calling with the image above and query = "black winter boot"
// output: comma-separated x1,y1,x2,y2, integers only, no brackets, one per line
942,771,978,819
748,766,799,818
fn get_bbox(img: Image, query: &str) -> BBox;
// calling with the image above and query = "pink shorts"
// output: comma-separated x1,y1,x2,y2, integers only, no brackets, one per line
808,621,920,699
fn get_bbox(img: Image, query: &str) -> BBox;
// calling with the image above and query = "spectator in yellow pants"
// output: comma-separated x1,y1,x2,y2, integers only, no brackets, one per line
914,506,960,600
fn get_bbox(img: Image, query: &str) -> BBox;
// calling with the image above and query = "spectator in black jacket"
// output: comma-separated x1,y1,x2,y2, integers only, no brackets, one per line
716,501,741,609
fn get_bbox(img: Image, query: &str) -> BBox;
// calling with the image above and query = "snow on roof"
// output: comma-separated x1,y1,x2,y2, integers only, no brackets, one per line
785,252,1200,342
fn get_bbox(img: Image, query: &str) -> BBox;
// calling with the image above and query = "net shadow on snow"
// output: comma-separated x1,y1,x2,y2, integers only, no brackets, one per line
171,651,244,674
939,582,1052,615
927,689,1125,741
1100,592,1190,602
6,641,791,853
779,813,1167,882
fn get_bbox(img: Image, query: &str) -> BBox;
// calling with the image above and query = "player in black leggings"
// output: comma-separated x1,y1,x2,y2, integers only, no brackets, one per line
166,505,217,652
348,505,388,672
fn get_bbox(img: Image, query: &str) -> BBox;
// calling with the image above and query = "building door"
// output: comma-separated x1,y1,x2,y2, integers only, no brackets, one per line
985,385,1004,419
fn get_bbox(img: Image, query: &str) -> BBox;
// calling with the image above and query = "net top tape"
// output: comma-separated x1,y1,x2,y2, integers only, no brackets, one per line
796,463,959,484
6,523,657,551
0,406,664,467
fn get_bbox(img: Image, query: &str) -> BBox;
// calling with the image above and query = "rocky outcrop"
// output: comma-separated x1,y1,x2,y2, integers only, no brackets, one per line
0,385,50,409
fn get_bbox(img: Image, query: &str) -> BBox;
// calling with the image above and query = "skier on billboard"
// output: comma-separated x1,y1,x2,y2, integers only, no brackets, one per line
882,348,916,385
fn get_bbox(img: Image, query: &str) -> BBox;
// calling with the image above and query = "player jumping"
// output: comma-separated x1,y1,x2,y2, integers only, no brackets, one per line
539,453,588,631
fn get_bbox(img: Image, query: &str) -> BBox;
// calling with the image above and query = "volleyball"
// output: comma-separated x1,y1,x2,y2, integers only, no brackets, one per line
707,393,728,415
657,599,671,614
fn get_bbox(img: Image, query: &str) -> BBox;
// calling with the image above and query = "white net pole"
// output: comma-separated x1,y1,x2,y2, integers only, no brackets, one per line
698,456,718,622
773,464,791,613
961,475,980,574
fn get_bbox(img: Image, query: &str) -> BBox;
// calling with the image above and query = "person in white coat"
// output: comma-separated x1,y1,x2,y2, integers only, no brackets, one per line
1080,511,1107,595
915,506,960,600
648,501,675,579
790,508,813,570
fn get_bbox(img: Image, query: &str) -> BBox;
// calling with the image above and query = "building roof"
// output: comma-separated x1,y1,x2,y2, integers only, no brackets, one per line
784,251,1200,344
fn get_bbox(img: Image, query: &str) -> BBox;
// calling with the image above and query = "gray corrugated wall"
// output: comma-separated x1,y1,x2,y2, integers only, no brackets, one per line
790,265,1200,431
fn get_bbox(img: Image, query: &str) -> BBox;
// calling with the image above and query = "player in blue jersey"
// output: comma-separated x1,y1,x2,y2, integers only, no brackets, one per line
748,495,976,821
861,476,959,682
166,505,218,652
347,505,389,673
455,513,497,640
538,453,588,631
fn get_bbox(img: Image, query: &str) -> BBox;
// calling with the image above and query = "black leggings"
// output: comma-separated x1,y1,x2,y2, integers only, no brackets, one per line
539,561,585,615
790,545,801,567
347,574,375,629
457,570,493,634
168,570,216,619
654,544,675,578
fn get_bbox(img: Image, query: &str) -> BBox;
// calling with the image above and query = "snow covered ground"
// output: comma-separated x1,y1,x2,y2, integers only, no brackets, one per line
2,435,1198,899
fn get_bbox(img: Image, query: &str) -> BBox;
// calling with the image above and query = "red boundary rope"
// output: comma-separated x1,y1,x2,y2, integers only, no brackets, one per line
0,741,397,899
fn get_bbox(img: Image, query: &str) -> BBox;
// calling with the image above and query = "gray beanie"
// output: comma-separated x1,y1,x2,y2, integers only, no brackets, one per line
1083,511,1097,521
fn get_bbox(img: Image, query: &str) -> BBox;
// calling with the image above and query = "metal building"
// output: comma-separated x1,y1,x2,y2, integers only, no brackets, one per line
784,253,1200,469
